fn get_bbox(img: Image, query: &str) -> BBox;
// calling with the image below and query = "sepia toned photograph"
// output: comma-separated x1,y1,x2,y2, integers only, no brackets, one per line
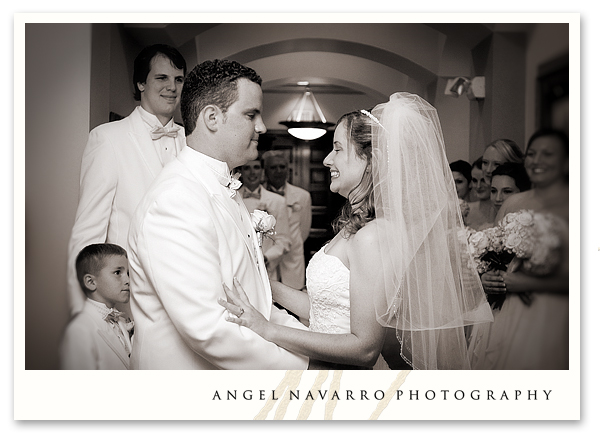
13,12,581,423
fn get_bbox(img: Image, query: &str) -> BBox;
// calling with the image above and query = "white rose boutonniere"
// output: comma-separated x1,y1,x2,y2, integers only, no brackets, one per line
251,209,277,247
289,201,302,213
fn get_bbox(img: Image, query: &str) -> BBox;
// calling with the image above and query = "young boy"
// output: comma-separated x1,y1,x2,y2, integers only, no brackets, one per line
60,243,133,370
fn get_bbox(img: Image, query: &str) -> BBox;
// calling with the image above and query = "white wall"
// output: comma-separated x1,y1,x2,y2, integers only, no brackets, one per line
25,23,92,369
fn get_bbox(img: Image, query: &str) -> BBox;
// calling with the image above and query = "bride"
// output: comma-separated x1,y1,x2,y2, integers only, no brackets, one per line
219,93,493,370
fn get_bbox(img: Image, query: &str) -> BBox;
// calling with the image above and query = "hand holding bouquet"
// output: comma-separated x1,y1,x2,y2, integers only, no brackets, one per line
466,209,564,309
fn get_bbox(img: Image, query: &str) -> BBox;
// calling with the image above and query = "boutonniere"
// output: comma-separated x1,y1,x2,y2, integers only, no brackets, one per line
289,201,302,212
250,209,276,247
124,318,135,337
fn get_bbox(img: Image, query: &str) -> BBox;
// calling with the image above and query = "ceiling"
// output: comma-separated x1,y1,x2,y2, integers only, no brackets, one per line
119,22,537,131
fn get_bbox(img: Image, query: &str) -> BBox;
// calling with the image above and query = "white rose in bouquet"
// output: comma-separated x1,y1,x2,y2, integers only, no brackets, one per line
515,210,534,227
487,227,505,253
469,231,489,254
504,233,522,252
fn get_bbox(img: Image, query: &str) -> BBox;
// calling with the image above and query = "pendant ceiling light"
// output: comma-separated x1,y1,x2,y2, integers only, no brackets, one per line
280,85,334,141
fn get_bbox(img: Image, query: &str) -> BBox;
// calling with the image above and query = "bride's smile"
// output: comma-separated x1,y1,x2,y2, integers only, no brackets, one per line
323,121,368,199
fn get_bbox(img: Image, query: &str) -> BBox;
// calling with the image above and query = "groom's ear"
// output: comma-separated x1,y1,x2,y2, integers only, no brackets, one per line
201,105,220,132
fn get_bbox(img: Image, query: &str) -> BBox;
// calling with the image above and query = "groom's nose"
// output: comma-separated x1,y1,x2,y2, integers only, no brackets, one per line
254,116,267,134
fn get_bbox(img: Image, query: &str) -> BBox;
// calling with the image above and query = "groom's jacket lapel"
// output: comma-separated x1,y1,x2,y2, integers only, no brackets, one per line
181,149,259,270
211,191,257,261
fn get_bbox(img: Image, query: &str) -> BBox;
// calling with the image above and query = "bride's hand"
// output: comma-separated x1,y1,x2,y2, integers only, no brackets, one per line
219,278,270,338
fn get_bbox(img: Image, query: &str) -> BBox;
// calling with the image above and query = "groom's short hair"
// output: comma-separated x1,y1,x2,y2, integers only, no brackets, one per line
180,59,262,136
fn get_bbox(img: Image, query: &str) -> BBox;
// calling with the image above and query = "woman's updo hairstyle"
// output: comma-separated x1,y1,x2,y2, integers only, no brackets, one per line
331,110,376,236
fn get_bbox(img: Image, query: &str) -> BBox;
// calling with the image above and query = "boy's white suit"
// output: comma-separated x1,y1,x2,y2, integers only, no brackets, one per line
67,107,185,316
60,299,131,370
128,146,309,370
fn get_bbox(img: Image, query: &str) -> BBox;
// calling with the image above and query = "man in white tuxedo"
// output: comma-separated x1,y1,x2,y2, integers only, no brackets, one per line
66,45,187,317
263,151,312,289
127,59,309,369
239,158,291,282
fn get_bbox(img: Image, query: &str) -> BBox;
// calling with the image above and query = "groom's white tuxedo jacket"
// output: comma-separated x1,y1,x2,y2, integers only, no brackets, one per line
128,146,309,370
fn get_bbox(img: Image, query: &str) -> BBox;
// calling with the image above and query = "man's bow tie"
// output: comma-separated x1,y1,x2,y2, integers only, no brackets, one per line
104,309,124,324
267,184,285,197
103,309,133,355
150,125,180,140
223,172,242,198
243,188,261,199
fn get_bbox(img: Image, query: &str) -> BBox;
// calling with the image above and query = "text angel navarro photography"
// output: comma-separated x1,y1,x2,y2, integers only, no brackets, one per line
212,388,554,402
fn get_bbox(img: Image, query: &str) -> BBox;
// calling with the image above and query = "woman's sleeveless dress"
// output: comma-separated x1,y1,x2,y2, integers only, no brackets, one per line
467,214,569,370
305,245,390,370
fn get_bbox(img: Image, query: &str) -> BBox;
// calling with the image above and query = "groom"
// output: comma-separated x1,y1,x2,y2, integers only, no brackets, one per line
127,59,309,369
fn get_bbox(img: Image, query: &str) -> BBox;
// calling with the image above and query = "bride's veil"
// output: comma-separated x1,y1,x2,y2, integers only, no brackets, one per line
370,92,493,369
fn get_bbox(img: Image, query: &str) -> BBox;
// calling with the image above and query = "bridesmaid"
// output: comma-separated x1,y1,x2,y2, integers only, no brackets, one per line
464,158,495,230
470,129,569,370
450,160,472,200
481,138,524,185
465,139,525,231
489,162,531,213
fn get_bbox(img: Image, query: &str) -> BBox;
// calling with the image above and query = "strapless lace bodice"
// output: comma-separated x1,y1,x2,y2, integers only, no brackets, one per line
305,244,391,370
306,245,351,334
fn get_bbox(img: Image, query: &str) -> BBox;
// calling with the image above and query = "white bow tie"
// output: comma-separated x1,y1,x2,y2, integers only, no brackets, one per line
150,125,180,140
221,172,242,198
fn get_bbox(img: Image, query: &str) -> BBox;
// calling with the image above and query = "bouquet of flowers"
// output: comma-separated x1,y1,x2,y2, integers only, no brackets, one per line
466,209,563,309
465,226,506,274
498,210,563,276
250,209,277,247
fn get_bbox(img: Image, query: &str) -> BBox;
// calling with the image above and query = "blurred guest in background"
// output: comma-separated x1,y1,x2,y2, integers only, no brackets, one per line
263,150,312,289
470,129,569,370
239,158,292,282
489,162,531,213
464,157,495,230
465,139,525,231
481,138,524,184
450,160,472,200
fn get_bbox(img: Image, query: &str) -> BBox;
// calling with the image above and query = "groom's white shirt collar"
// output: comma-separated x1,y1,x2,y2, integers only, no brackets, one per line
187,148,234,187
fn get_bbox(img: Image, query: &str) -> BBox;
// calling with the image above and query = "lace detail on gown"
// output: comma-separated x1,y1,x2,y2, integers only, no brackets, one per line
306,245,390,370
306,246,351,334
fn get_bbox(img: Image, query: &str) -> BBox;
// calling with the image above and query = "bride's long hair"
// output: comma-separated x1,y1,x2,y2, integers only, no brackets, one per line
331,110,376,236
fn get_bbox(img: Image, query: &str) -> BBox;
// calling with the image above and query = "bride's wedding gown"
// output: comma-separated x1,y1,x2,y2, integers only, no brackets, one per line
305,244,390,370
